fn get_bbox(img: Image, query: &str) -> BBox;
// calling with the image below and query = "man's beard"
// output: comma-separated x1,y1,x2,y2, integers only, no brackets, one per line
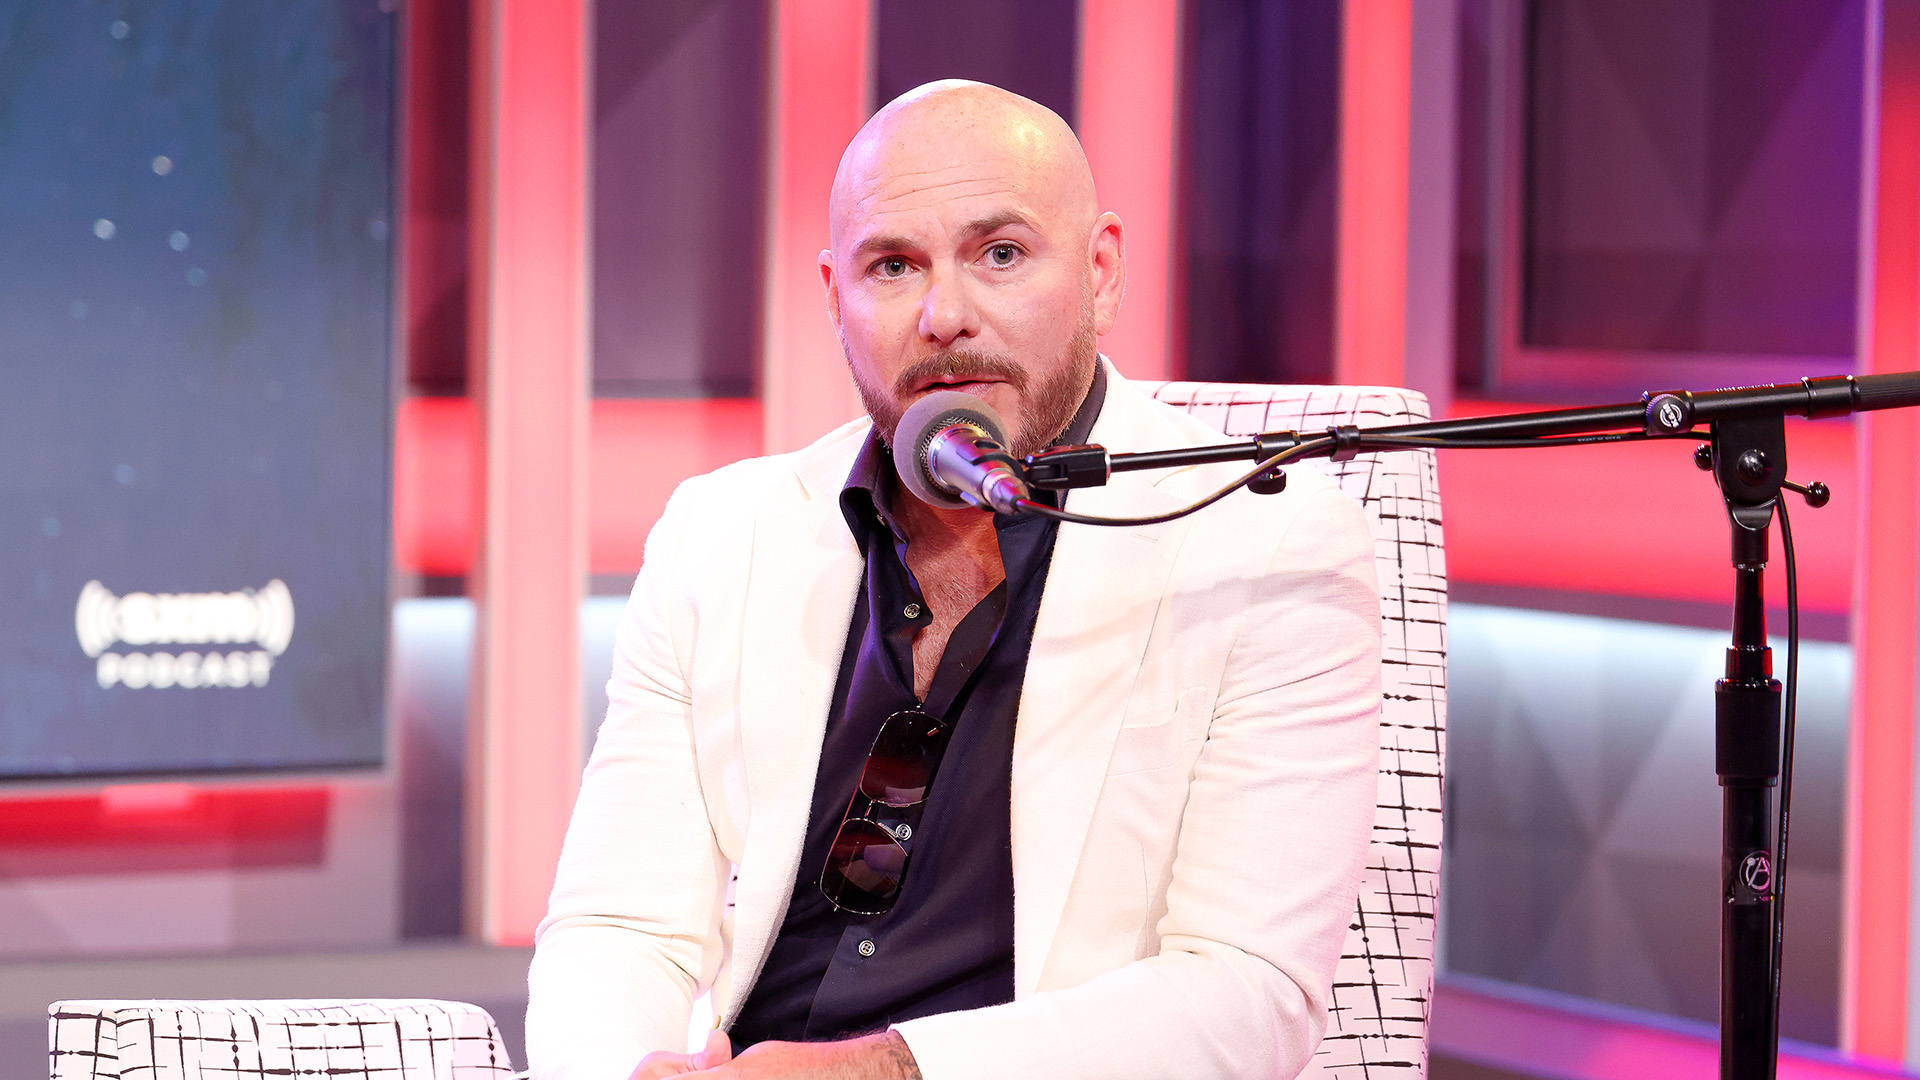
850,308,1099,460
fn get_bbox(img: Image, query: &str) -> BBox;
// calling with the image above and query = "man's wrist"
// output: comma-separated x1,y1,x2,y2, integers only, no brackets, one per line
837,1022,917,1076
868,1029,921,1080
706,1029,920,1079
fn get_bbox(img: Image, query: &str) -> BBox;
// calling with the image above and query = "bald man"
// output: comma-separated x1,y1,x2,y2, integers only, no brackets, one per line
526,82,1382,1080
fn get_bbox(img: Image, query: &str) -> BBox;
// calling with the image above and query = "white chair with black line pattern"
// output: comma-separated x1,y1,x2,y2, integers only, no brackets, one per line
1141,380,1449,1080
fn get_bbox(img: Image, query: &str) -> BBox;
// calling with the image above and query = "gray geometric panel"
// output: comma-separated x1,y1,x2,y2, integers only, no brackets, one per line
1442,603,1849,1046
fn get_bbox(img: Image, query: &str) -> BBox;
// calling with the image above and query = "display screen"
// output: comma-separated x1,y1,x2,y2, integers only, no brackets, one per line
0,2,396,777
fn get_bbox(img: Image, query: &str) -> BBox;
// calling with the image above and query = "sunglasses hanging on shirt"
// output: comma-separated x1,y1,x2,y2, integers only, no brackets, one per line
819,707,954,915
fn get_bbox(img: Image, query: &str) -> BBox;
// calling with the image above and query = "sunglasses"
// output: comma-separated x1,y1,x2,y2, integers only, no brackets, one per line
819,707,953,915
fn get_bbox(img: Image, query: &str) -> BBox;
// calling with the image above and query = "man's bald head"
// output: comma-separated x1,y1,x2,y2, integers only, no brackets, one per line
817,80,1126,460
828,81,1100,254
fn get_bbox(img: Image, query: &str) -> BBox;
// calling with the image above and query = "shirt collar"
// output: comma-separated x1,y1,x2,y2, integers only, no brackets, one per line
839,361,1110,547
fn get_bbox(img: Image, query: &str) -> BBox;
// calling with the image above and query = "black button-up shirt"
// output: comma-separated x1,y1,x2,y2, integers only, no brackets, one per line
729,367,1108,1046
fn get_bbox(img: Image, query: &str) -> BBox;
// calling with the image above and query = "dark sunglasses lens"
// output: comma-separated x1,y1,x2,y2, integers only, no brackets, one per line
858,710,948,807
821,818,908,915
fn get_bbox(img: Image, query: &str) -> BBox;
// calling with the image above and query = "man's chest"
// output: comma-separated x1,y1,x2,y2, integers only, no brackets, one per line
902,542,1007,701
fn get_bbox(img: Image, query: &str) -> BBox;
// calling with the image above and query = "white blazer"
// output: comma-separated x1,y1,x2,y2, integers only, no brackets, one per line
526,371,1383,1080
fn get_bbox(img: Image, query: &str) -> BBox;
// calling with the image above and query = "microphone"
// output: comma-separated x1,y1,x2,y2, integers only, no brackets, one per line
893,390,1032,514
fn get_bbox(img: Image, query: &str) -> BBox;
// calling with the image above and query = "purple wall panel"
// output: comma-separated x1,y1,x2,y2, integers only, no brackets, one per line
1523,0,1863,357
872,0,1077,125
593,0,767,397
1176,0,1340,385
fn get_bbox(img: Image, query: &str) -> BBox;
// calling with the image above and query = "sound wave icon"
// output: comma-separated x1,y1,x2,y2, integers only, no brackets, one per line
75,580,117,658
256,579,295,655
73,580,297,658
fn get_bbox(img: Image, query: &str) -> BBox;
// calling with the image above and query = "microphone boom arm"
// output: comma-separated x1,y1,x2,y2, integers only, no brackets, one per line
1023,371,1920,493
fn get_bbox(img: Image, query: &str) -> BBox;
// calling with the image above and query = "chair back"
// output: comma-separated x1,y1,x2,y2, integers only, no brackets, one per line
1143,381,1448,1079
50,999,515,1080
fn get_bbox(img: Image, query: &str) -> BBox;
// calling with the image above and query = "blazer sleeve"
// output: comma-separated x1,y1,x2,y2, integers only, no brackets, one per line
894,483,1383,1080
525,479,733,1080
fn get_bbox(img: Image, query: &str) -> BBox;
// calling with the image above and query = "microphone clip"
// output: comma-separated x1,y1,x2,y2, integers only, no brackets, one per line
1024,445,1111,491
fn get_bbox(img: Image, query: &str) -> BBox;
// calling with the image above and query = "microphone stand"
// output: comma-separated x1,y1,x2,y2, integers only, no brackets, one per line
1020,372,1920,1080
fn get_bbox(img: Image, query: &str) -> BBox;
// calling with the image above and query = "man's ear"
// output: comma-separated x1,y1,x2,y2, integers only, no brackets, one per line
1088,212,1126,337
819,249,843,338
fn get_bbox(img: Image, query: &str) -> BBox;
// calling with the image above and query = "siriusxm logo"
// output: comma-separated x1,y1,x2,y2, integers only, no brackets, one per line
76,580,294,689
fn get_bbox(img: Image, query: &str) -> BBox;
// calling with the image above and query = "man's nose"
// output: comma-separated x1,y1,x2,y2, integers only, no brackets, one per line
917,265,981,345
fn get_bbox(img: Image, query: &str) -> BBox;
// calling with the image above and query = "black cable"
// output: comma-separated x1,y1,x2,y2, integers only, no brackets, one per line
1014,442,1328,527
1770,498,1800,1053
1015,428,1699,529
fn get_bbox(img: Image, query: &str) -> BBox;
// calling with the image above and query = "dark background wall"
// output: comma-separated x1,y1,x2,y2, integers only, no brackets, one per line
1522,0,1863,358
1177,0,1341,386
593,0,768,398
872,0,1079,126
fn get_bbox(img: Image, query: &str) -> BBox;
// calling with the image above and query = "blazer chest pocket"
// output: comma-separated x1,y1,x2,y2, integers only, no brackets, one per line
1107,686,1211,775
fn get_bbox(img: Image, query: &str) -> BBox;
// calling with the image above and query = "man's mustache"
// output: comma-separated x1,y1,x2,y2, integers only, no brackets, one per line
893,352,1027,395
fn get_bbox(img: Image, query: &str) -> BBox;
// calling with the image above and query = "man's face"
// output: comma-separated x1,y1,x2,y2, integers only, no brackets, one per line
822,100,1120,458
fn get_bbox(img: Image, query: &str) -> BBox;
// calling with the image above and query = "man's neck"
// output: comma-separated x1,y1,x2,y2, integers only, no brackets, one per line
891,476,1007,701
892,490,1000,553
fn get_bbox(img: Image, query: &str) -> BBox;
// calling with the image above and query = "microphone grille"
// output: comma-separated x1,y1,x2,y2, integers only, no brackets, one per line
893,391,1011,509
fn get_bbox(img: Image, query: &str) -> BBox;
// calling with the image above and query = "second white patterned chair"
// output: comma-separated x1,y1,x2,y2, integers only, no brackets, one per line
49,999,516,1080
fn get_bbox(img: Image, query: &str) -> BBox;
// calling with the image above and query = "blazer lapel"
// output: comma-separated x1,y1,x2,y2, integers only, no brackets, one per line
723,435,865,1018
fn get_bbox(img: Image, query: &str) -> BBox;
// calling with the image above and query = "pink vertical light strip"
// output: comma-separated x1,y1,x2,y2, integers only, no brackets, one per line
761,0,870,456
1333,0,1412,389
1846,0,1920,1057
468,0,589,946
1078,0,1181,382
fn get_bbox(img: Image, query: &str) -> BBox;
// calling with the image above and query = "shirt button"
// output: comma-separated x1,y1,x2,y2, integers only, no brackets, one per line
858,939,876,957
903,603,923,619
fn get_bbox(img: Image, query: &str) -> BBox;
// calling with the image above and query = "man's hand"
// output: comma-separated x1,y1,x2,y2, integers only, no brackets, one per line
629,1029,734,1079
688,1029,920,1080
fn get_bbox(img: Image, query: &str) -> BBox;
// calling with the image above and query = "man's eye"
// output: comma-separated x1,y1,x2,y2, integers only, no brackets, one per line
876,257,909,277
987,244,1019,266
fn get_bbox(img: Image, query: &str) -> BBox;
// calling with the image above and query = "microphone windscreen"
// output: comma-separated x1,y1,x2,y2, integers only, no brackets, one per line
893,390,1011,510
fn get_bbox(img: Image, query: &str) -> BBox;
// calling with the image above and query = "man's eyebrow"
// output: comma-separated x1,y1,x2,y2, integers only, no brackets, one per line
959,211,1038,239
848,213,1038,260
851,234,918,259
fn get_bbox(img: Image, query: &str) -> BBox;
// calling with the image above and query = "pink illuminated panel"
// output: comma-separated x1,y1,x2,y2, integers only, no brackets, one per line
394,398,763,578
1844,0,1920,1055
1334,0,1412,388
1081,0,1180,381
761,0,869,454
468,0,590,945
1439,403,1857,613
